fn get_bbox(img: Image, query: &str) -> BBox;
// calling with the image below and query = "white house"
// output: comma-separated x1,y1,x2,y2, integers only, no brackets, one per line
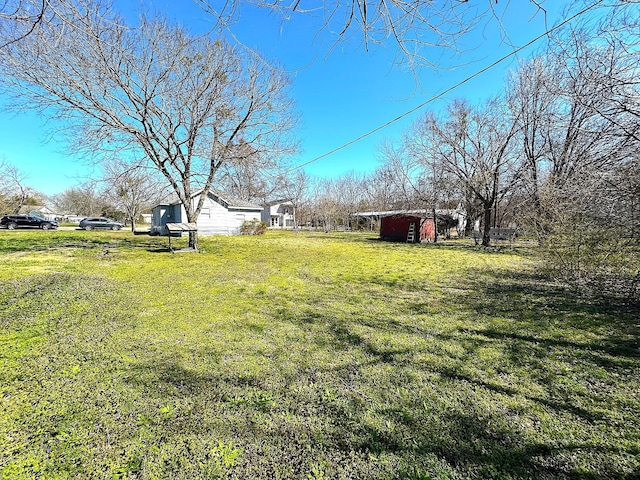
18,205,62,221
262,200,295,228
150,190,262,236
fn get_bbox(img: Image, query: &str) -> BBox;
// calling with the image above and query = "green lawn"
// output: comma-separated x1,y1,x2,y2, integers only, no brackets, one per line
0,230,638,479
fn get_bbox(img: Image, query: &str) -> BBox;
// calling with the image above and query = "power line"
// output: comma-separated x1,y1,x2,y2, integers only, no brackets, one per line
280,0,605,176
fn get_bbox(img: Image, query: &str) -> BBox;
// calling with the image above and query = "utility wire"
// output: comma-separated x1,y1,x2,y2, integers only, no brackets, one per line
279,0,605,176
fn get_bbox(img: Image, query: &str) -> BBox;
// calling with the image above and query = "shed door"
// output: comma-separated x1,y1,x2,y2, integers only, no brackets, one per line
420,218,435,242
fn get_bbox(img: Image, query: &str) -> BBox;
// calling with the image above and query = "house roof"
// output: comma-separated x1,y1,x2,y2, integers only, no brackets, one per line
157,192,181,206
208,190,262,210
17,205,58,215
263,199,293,207
155,189,262,210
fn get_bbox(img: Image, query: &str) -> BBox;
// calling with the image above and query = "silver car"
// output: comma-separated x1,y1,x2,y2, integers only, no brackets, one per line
79,217,124,231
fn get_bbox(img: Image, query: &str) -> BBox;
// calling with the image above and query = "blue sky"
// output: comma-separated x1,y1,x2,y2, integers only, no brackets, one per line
0,0,568,196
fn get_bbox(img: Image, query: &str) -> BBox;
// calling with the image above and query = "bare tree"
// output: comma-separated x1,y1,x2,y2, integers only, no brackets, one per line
0,0,52,48
564,0,640,142
99,159,169,233
362,164,397,213
333,171,368,230
0,159,33,214
0,0,298,250
376,139,424,210
51,184,106,216
196,0,552,70
216,142,291,204
282,169,310,231
309,177,340,231
518,15,640,299
410,98,521,246
506,8,639,239
506,56,554,239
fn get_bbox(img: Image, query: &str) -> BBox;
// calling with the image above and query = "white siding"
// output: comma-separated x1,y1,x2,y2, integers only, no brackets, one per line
262,202,295,229
227,209,261,234
196,196,232,235
152,192,262,236
194,196,261,236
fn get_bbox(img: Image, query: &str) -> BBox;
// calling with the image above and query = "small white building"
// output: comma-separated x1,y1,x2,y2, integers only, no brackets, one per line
262,200,295,228
151,190,262,236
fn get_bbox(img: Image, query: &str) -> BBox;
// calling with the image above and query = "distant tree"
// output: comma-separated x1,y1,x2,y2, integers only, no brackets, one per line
304,171,372,231
410,98,521,246
333,171,368,230
0,0,298,250
376,140,424,210
51,185,107,216
99,159,169,232
282,169,310,231
362,164,398,213
0,159,33,214
309,177,337,231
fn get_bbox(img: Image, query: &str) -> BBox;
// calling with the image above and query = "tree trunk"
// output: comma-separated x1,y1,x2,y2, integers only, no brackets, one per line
482,203,493,247
186,210,199,250
432,207,438,242
129,218,136,234
188,230,199,251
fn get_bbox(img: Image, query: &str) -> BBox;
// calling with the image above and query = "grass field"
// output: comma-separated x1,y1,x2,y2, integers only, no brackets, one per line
0,230,638,479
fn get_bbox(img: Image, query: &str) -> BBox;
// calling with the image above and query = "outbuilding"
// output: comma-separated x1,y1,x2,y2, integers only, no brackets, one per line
150,190,262,236
380,212,436,243
353,209,461,243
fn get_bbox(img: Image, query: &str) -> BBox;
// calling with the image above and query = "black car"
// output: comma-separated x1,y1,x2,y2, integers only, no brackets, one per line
0,214,59,230
79,217,124,231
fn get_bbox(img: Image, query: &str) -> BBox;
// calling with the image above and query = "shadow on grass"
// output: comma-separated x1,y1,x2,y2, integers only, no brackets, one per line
263,267,640,478
125,354,570,479
0,230,169,254
465,269,639,355
121,297,639,479
52,240,633,479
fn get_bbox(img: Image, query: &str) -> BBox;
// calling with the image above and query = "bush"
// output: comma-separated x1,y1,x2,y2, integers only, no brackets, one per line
536,160,640,303
240,219,267,235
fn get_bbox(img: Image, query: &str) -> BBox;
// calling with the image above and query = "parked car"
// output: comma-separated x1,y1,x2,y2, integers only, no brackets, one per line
0,214,59,230
79,217,124,231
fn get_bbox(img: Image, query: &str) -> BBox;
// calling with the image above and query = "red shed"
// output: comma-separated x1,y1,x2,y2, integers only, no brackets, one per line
380,213,435,243
353,209,460,243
